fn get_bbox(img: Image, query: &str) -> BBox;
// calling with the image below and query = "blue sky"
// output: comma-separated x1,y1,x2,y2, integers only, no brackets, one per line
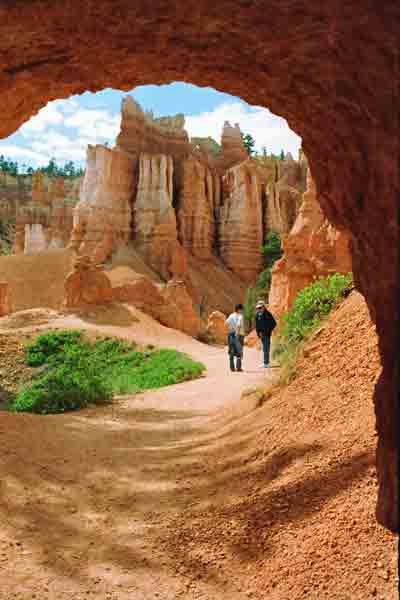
0,83,301,169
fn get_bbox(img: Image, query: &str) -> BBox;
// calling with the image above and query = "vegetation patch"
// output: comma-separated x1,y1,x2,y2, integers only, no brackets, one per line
274,272,353,382
11,330,205,414
244,231,283,329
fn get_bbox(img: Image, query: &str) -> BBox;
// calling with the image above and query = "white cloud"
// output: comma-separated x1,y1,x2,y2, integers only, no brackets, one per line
30,130,94,162
0,144,49,166
5,98,121,167
19,102,64,136
64,109,120,140
185,101,301,157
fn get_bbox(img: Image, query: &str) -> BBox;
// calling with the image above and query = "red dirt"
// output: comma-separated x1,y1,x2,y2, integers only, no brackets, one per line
0,293,397,599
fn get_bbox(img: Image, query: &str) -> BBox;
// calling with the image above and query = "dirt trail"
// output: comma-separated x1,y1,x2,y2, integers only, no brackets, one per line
0,308,270,600
0,299,397,599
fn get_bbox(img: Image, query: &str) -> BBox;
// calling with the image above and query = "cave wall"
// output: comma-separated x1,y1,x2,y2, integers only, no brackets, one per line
0,0,398,531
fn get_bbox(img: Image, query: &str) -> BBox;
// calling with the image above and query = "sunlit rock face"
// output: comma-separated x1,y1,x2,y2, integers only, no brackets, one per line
116,96,190,159
218,160,264,284
133,153,178,278
177,156,216,259
0,281,12,316
63,254,113,308
70,145,135,264
264,153,307,236
269,167,352,320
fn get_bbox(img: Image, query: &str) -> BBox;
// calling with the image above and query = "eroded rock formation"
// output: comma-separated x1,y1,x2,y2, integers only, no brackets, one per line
219,160,264,283
70,145,134,263
64,255,113,308
161,279,203,337
264,153,307,236
0,281,11,316
13,201,75,255
177,156,216,259
206,310,228,345
133,153,177,278
269,167,352,319
72,97,291,287
0,0,397,531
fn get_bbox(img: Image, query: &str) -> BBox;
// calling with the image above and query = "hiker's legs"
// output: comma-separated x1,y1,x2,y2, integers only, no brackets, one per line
228,333,236,371
236,335,244,371
262,334,271,366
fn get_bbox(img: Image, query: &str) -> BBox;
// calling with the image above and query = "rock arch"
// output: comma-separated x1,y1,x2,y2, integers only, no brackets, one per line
0,0,398,531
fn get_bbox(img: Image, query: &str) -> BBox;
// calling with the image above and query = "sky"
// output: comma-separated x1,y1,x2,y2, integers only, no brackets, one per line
0,82,301,169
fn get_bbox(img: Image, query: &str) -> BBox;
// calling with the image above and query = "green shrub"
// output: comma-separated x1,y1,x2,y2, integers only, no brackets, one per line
281,273,353,344
12,331,205,414
243,231,282,331
25,330,83,366
262,231,283,268
13,366,112,414
275,272,353,381
108,349,205,395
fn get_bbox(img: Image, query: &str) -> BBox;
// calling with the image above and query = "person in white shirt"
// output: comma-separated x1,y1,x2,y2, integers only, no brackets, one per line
225,303,245,372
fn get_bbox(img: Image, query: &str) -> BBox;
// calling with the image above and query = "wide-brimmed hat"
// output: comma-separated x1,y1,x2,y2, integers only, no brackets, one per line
256,300,265,309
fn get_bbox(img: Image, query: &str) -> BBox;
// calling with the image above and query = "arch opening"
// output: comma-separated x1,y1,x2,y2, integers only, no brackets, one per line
0,1,398,533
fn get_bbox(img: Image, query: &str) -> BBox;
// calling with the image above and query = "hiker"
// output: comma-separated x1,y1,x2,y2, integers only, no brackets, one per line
225,303,245,372
255,300,276,368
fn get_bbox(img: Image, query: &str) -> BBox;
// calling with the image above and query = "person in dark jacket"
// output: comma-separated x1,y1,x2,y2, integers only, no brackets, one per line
255,300,276,368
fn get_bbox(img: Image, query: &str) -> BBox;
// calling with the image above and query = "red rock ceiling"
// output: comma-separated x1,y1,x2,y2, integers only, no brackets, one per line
0,0,398,531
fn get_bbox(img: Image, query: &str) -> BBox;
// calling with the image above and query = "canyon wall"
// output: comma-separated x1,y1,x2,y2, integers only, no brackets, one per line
0,171,81,254
70,145,135,264
70,97,306,290
219,160,264,283
269,167,352,319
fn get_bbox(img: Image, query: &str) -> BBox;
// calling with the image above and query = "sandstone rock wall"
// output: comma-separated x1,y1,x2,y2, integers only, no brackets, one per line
133,153,178,278
64,255,113,308
13,202,74,255
116,96,190,159
177,156,216,259
219,160,264,283
265,157,306,236
269,167,352,320
70,145,135,264
206,310,228,344
0,281,11,316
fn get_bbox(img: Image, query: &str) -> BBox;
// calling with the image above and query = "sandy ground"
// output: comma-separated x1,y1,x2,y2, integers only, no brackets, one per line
0,298,397,599
0,308,271,599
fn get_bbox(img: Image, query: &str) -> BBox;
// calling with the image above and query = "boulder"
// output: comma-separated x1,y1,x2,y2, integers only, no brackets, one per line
0,281,12,316
206,310,228,345
64,255,113,308
245,329,261,349
161,279,203,337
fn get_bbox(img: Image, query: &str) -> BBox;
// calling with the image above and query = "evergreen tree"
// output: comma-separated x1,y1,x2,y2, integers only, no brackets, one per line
241,132,256,156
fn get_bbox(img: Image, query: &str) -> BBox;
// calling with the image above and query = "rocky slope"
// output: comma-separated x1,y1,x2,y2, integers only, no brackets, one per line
160,291,397,599
269,166,352,319
0,291,396,599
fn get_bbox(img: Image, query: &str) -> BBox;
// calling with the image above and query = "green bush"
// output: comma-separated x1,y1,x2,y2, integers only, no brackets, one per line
109,349,205,395
273,272,353,383
243,231,283,331
25,330,83,366
280,273,353,344
12,331,205,414
262,231,283,268
13,366,112,414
